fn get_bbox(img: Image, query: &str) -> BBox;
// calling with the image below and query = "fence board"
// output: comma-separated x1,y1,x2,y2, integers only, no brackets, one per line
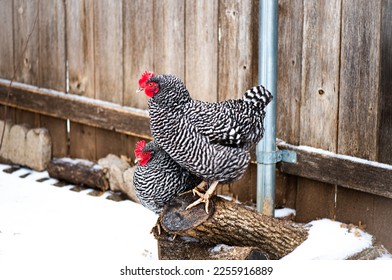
0,0,14,80
373,195,392,252
123,0,153,110
13,0,40,128
185,0,218,102
336,187,374,228
38,0,67,157
0,79,151,138
153,0,185,78
336,0,383,233
66,0,96,161
93,0,125,159
375,0,392,253
276,0,304,209
0,0,15,122
296,0,341,222
378,0,392,164
217,0,258,201
278,141,392,199
218,0,256,101
338,0,381,160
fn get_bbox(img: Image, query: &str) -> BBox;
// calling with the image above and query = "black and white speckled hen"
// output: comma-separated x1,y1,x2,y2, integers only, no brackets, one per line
133,140,202,214
137,71,273,212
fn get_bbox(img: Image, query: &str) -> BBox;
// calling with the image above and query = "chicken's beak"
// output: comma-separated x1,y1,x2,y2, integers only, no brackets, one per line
136,87,144,93
134,157,141,164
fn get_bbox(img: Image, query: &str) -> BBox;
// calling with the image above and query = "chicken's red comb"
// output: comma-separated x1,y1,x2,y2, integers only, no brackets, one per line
138,71,154,88
134,140,146,158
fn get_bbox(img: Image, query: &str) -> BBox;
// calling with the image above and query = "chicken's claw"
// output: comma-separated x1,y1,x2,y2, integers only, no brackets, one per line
185,194,211,214
186,181,219,214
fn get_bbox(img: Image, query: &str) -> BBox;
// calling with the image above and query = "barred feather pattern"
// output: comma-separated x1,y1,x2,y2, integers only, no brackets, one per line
147,74,272,184
133,141,202,214
185,84,273,150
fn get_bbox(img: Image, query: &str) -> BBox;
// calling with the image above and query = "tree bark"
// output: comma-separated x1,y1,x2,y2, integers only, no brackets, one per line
156,192,309,260
47,157,109,191
154,229,268,260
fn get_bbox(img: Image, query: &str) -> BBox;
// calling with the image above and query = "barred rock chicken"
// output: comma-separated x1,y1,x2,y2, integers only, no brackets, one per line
138,71,273,212
133,140,202,214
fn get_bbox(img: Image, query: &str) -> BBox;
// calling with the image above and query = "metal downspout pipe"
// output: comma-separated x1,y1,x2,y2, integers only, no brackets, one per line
256,0,278,216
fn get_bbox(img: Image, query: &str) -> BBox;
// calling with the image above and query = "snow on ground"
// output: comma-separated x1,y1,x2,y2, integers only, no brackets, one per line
0,164,159,267
283,219,373,260
275,207,296,218
0,162,391,271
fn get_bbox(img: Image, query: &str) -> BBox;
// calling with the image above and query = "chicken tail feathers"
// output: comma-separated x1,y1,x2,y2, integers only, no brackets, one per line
242,85,273,108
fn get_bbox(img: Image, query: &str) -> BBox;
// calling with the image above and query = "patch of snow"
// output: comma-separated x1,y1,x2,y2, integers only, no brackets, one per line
53,157,100,168
210,244,231,253
274,208,296,218
0,162,390,272
0,164,159,269
376,254,392,260
180,236,199,243
281,140,392,171
283,219,373,260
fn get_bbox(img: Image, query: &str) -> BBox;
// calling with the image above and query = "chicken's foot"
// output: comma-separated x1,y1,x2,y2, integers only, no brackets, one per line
186,181,219,214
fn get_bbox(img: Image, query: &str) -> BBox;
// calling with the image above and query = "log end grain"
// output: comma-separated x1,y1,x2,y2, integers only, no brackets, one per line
161,191,214,232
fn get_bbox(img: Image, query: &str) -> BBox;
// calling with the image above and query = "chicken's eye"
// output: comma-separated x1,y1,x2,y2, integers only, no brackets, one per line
148,82,154,87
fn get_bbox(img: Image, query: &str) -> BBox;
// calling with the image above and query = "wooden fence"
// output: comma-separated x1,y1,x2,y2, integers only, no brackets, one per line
0,0,391,251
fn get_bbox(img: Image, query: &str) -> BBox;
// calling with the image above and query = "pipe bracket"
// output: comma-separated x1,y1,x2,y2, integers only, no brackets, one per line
257,149,297,164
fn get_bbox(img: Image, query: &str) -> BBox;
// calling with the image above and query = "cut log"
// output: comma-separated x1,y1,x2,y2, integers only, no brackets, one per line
154,229,268,260
47,157,109,191
156,192,309,260
98,154,140,203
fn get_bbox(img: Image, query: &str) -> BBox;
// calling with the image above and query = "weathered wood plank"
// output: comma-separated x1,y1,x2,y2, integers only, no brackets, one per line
0,79,151,139
373,195,392,252
153,0,185,78
0,0,14,80
0,0,15,122
335,187,374,233
276,0,304,209
218,0,257,100
38,0,68,157
218,0,258,201
13,0,39,85
66,0,96,161
373,0,392,254
13,0,40,128
185,0,218,102
296,0,342,222
123,0,153,110
300,0,341,151
122,0,155,161
276,0,303,146
336,0,383,245
378,0,392,164
93,0,123,105
93,0,125,159
277,141,392,200
338,0,381,160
